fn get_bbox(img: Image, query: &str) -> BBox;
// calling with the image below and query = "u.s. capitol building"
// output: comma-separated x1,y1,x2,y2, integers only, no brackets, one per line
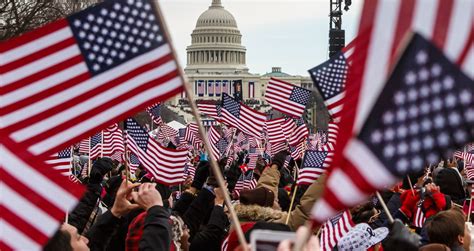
170,0,322,128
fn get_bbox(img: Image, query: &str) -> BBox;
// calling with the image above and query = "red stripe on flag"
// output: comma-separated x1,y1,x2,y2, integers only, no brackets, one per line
0,19,68,52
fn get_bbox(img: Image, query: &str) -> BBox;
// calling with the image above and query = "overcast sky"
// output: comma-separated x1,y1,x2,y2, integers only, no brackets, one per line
159,0,363,76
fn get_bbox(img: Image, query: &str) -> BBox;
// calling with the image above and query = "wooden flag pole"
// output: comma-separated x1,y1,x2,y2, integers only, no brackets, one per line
286,162,299,225
152,2,248,249
376,191,394,224
407,175,416,196
468,191,473,222
224,129,237,157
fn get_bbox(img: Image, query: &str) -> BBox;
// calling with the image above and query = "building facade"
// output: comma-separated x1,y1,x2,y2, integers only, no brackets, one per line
170,0,318,128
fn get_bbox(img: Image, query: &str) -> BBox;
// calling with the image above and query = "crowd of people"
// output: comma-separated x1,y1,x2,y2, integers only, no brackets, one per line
44,149,474,251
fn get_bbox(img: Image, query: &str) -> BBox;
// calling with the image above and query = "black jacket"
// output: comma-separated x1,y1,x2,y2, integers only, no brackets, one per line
189,205,229,251
69,183,101,234
182,188,216,239
87,206,170,251
139,205,171,251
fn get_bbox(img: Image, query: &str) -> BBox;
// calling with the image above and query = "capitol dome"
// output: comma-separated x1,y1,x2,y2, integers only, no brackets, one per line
185,0,248,74
196,1,238,28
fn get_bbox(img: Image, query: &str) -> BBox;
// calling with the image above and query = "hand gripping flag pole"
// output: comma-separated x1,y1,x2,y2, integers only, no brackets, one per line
151,2,248,249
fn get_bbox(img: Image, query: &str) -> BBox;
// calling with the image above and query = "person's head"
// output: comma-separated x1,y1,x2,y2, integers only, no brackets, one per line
44,223,89,251
170,215,189,251
351,202,380,225
426,208,469,249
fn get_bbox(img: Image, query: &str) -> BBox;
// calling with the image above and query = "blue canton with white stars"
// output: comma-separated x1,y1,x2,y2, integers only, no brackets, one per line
303,150,327,169
90,132,102,148
289,86,311,106
222,93,241,118
217,138,228,155
130,153,140,165
148,103,161,118
58,147,72,159
68,0,167,75
125,118,149,151
357,33,474,176
309,51,348,100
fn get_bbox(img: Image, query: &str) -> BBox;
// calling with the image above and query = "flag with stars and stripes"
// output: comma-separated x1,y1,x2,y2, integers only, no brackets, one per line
412,205,426,228
265,77,311,118
78,137,90,154
208,126,222,161
221,93,266,139
197,102,221,121
319,211,354,251
89,131,102,160
127,152,141,173
288,118,309,147
0,138,84,250
234,170,258,196
147,103,163,125
45,147,73,176
312,33,474,223
455,151,474,164
298,150,333,185
0,0,184,159
308,38,358,121
102,124,124,161
124,118,188,185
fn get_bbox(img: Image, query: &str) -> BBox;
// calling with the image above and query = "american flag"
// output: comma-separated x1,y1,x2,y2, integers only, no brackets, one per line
312,32,474,222
184,122,202,148
46,147,73,176
208,126,222,161
102,124,124,162
125,118,188,185
288,118,309,147
269,141,287,157
215,81,221,96
412,205,426,228
234,170,258,195
308,38,357,121
80,161,89,178
265,77,311,118
319,211,354,251
160,123,178,141
247,147,260,170
0,0,184,159
290,143,305,160
466,164,474,181
208,81,214,96
454,151,474,164
78,137,90,153
89,131,102,160
467,143,474,153
197,102,221,121
197,80,205,96
0,138,84,250
147,103,163,125
266,117,287,145
221,93,266,139
127,152,141,173
321,122,339,152
184,163,197,180
297,150,332,185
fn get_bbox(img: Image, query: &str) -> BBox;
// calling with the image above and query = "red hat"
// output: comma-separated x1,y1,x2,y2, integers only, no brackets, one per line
226,222,256,251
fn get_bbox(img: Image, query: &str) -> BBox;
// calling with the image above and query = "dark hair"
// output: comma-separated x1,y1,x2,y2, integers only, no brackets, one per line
351,202,376,224
43,229,73,251
426,208,465,247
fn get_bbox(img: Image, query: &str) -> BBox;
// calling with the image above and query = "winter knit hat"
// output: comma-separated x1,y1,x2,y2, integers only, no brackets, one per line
239,187,274,207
